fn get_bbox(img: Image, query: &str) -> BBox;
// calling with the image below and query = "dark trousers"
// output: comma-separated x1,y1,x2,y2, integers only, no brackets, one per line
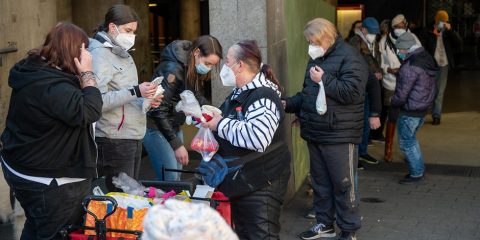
96,137,143,191
308,142,361,232
230,167,289,240
2,162,91,240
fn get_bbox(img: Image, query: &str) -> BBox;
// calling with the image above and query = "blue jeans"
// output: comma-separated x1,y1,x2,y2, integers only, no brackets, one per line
359,96,370,156
143,128,183,181
397,115,425,177
432,65,448,119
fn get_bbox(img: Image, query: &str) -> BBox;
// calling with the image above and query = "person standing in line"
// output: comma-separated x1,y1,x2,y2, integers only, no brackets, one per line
423,10,461,125
89,4,162,190
1,23,102,239
379,14,422,162
144,36,222,181
390,32,437,184
348,17,382,167
284,18,367,240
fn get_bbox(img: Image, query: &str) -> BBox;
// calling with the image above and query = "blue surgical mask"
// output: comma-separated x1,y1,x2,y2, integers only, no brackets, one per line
397,52,407,60
195,63,211,75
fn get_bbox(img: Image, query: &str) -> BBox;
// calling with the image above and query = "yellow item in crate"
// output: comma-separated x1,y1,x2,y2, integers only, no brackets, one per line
84,192,152,238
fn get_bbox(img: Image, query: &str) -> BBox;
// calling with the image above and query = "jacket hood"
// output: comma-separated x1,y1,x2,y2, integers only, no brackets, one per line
161,40,192,67
8,56,77,90
407,47,438,75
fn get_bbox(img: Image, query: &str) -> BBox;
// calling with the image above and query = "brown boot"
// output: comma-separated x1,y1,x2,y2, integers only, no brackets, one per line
384,122,396,162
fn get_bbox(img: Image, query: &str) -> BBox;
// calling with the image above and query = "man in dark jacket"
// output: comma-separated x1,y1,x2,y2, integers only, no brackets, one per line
348,17,383,166
286,18,367,240
390,32,437,184
422,10,461,125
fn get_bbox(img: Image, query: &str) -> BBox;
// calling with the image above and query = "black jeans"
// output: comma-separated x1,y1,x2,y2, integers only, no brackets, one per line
95,137,142,191
2,162,91,240
230,167,290,240
308,142,361,233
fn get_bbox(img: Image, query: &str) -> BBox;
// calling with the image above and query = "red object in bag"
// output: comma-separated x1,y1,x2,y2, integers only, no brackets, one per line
211,191,231,226
190,127,219,161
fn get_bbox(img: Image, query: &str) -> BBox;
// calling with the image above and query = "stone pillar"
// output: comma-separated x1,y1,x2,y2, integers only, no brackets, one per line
180,0,201,41
0,0,58,131
209,0,267,106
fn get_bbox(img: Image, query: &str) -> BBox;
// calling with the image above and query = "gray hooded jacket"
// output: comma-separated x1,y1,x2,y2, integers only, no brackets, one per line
89,31,146,140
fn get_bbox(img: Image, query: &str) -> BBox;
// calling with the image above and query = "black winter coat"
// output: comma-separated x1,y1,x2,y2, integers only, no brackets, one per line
422,27,461,69
285,36,368,144
1,56,102,178
391,47,437,117
147,41,208,150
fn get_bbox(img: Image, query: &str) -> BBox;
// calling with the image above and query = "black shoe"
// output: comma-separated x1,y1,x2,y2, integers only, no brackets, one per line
432,118,441,125
337,231,357,240
359,154,379,165
304,208,316,219
399,174,424,184
370,134,386,143
357,161,365,170
299,223,336,240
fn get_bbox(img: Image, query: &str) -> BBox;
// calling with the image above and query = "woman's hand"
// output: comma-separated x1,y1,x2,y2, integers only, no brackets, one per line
309,66,324,83
202,112,222,131
74,43,93,73
150,94,164,108
139,82,157,99
174,146,189,166
281,100,286,109
369,117,381,130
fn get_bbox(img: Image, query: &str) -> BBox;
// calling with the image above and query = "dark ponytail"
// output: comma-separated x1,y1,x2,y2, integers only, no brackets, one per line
233,40,283,92
93,4,139,35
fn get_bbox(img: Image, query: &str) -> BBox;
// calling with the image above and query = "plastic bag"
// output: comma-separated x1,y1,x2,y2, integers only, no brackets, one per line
142,77,165,114
191,127,219,161
175,90,204,122
112,172,146,196
200,105,222,122
316,82,327,115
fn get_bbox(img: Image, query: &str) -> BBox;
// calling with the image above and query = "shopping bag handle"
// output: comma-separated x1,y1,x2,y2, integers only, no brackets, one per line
82,195,118,221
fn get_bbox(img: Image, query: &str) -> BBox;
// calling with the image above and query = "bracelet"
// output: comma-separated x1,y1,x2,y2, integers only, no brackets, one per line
80,71,94,77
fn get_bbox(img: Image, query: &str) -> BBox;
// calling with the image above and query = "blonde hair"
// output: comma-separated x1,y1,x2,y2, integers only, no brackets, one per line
304,18,338,48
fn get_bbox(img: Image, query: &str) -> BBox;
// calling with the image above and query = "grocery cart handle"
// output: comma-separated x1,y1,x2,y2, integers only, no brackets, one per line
82,195,118,221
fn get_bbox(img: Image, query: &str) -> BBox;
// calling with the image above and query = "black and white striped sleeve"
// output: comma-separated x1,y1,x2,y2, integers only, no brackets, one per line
216,98,281,152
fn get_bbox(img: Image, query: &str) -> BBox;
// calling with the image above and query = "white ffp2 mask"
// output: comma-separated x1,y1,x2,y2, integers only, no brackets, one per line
115,25,135,50
308,45,325,60
220,64,237,87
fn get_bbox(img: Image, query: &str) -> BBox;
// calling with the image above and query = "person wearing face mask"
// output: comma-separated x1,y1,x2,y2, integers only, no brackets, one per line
200,40,290,240
422,10,462,125
348,17,383,167
388,32,437,184
144,36,222,181
283,18,367,240
89,4,162,190
379,14,422,162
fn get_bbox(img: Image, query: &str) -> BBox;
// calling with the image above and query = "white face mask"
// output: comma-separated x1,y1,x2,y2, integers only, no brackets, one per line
308,45,325,60
393,29,406,37
220,63,237,87
437,21,445,31
114,25,135,50
366,34,377,43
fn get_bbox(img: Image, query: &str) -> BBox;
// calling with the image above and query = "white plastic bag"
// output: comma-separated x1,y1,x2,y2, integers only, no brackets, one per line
316,82,327,115
190,127,219,161
142,77,165,114
175,90,204,122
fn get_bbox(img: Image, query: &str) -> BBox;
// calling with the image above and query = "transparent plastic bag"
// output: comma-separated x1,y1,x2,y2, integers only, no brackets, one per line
200,105,222,122
316,82,327,115
112,172,146,196
175,90,203,122
191,127,219,161
142,77,165,114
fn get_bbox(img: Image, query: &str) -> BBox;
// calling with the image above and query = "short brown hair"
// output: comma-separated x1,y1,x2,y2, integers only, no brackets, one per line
29,22,89,75
304,18,338,48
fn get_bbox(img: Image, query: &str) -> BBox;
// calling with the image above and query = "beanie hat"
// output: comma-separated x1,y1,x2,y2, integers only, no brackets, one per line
362,17,380,34
435,10,449,23
395,32,417,50
391,14,406,27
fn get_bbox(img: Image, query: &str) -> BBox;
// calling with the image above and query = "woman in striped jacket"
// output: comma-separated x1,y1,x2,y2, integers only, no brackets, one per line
202,40,291,240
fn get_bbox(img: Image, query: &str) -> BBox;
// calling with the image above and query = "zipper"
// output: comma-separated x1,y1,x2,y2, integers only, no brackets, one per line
90,123,99,178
